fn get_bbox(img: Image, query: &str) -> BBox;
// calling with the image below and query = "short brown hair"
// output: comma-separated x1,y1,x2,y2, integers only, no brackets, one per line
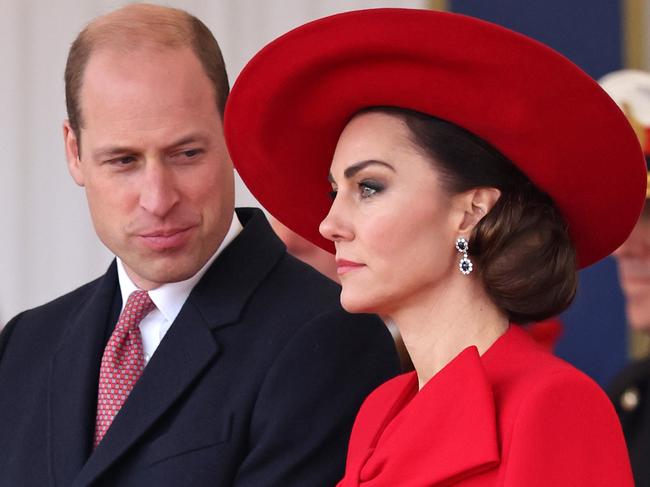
64,3,229,136
362,106,577,324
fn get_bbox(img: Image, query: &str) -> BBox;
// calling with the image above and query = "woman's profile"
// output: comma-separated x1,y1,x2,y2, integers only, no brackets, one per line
225,9,644,486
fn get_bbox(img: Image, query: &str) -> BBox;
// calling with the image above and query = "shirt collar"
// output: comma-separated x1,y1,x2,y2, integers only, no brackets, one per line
116,211,243,322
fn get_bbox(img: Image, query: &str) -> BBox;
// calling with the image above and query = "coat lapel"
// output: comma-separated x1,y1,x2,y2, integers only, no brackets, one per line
71,305,219,487
188,208,287,330
48,263,120,487
71,208,286,486
355,347,500,486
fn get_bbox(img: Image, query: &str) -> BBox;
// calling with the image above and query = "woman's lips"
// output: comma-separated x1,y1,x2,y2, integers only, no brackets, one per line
336,258,365,275
138,227,194,251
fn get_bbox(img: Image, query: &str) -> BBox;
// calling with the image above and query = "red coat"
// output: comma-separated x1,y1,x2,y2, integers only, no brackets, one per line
338,326,633,486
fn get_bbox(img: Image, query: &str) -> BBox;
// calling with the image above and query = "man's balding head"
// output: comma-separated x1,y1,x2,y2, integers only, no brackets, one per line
65,3,229,138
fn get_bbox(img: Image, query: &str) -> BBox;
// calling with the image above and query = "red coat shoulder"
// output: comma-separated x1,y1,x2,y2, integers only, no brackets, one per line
339,326,633,486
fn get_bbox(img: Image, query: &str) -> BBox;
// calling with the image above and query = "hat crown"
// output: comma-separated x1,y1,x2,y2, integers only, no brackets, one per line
225,8,646,268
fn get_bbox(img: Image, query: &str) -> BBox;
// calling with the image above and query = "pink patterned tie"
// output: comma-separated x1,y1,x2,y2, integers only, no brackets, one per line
94,290,155,448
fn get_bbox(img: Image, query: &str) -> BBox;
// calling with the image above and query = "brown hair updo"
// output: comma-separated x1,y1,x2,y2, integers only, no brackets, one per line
362,107,577,323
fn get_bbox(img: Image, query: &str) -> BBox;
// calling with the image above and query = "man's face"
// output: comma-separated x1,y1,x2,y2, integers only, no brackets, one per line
64,46,235,290
614,204,650,331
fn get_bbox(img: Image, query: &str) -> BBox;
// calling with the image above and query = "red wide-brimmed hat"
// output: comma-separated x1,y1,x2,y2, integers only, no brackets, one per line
224,8,645,268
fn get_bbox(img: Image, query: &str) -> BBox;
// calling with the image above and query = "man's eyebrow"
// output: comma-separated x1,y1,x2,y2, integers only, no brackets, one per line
92,145,137,159
165,134,209,150
91,134,209,159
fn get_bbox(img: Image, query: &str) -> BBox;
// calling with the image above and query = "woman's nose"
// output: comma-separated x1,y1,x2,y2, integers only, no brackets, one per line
319,197,353,243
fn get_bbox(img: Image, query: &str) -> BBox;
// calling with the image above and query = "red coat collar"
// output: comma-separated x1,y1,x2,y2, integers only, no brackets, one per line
341,329,526,486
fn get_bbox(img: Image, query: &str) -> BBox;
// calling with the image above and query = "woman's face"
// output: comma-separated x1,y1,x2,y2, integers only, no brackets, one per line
319,111,466,315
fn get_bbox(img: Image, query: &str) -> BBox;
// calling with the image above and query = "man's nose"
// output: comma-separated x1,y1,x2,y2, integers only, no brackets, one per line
139,161,180,217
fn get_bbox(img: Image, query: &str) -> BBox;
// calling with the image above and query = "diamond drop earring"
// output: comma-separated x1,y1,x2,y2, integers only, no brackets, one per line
455,237,473,275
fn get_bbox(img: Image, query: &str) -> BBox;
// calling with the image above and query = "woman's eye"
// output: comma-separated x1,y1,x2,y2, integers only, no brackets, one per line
329,189,338,200
359,181,383,199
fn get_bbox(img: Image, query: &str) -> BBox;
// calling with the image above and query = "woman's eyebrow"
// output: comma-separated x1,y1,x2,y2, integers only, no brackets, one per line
343,159,395,179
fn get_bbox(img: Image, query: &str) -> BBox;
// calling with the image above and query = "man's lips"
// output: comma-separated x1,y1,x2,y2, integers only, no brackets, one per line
336,259,365,275
137,226,195,251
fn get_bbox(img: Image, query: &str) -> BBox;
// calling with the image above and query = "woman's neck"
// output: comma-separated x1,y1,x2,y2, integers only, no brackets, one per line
384,275,509,390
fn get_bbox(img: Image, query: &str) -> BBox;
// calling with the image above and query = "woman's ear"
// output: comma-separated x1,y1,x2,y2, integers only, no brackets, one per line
457,187,501,233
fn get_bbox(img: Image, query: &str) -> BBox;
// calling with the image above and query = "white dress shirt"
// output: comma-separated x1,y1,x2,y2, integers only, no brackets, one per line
116,213,243,365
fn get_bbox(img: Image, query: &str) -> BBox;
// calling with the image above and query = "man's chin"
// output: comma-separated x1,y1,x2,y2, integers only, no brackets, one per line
125,259,202,289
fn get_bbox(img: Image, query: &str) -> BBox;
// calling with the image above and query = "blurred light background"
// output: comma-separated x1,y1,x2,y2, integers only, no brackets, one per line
1,0,647,386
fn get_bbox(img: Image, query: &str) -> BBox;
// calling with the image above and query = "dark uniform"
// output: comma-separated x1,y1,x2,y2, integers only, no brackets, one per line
609,358,650,486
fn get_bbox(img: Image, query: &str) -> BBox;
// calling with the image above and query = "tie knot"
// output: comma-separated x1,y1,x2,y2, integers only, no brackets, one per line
122,290,155,327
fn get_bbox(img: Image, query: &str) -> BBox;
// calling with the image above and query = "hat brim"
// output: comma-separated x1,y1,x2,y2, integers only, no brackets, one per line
225,8,646,268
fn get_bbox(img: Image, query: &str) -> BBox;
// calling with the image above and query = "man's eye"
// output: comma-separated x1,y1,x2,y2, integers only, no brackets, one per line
182,149,202,158
109,156,136,165
174,148,204,160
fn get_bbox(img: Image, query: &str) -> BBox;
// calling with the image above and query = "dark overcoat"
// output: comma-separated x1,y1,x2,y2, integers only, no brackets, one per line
0,208,399,487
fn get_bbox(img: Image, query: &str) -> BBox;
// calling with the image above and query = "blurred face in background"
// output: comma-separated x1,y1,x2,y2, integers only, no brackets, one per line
615,203,650,331
270,217,339,282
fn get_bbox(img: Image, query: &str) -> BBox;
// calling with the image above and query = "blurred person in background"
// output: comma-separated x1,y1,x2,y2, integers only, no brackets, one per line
601,69,650,487
270,216,340,282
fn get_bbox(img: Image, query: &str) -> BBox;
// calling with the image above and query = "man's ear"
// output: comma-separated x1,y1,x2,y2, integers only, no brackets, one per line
457,187,501,233
63,120,84,187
